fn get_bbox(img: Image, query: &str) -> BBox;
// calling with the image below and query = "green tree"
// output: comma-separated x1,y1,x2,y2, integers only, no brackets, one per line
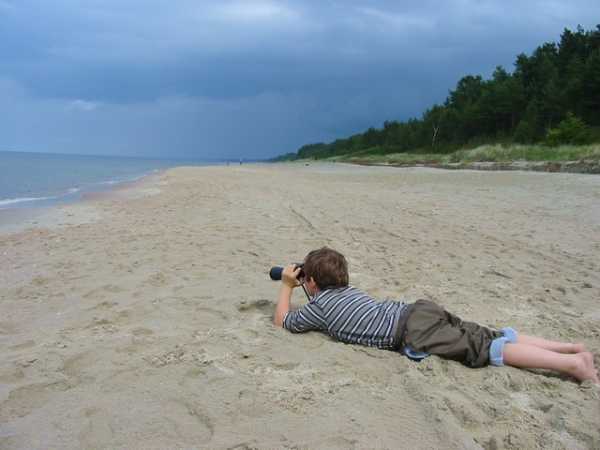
423,105,447,150
582,49,600,124
514,120,534,144
544,113,589,146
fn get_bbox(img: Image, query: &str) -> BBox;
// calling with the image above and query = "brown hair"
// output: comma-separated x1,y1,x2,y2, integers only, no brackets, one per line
303,247,349,290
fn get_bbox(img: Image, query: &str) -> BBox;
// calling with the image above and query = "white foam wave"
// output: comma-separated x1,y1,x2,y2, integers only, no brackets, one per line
0,196,57,207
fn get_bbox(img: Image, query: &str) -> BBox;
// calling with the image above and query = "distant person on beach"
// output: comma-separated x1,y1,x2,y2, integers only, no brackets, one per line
273,247,599,384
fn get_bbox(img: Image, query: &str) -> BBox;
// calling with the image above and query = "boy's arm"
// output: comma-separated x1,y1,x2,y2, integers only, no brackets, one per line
273,284,294,326
273,264,303,326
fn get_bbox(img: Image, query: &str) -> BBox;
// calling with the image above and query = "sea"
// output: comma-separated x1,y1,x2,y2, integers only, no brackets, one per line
0,151,230,210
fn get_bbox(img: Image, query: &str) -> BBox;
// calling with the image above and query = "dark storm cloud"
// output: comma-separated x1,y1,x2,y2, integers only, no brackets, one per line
0,0,598,158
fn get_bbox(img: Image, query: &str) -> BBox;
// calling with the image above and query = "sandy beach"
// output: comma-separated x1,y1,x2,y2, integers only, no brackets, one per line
1,163,599,449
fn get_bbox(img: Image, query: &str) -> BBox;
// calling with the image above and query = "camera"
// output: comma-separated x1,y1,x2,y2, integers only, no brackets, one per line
269,263,305,281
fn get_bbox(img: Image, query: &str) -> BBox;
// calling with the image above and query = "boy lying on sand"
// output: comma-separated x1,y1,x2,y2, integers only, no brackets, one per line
273,247,599,384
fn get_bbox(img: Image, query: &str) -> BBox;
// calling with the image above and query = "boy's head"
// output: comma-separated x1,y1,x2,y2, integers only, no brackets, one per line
303,247,349,291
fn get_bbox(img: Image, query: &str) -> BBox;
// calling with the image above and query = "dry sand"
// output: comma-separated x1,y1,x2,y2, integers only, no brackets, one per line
1,163,599,449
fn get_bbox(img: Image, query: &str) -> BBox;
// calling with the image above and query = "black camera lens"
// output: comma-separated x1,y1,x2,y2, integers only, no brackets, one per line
269,264,304,280
269,266,284,280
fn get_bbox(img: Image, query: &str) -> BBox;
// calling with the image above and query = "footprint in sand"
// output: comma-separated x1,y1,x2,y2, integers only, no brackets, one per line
236,299,272,315
78,408,115,449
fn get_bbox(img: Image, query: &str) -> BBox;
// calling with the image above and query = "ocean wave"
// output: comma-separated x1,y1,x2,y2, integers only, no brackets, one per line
0,195,58,207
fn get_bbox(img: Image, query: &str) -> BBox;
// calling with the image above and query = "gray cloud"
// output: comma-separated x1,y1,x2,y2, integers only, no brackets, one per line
0,1,598,159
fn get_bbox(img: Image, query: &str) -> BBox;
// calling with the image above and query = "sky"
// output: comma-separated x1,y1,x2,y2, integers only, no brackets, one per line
0,1,598,160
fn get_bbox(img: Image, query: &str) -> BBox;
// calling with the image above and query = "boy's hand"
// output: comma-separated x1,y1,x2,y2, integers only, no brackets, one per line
281,264,304,288
274,264,303,326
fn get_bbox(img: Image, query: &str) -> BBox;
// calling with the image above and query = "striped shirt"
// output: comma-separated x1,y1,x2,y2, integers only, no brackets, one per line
282,285,406,349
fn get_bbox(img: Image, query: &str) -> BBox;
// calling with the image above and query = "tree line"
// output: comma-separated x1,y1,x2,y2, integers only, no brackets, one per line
275,25,600,162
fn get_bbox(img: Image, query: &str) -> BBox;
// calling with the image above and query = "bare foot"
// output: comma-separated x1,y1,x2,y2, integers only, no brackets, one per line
570,352,600,384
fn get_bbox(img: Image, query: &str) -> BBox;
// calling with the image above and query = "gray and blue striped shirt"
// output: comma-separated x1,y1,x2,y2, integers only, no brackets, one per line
282,285,406,349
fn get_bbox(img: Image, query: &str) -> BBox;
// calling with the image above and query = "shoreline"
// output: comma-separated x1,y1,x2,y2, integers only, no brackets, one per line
0,174,163,235
1,163,598,449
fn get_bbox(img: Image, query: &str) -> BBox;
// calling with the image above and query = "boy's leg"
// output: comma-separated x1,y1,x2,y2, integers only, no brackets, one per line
516,334,587,354
503,343,599,384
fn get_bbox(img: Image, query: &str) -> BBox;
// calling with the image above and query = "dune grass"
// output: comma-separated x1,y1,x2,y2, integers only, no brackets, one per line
333,144,600,166
439,144,600,164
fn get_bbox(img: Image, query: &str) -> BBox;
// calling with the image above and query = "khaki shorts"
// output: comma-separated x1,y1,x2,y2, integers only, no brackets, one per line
401,299,504,368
